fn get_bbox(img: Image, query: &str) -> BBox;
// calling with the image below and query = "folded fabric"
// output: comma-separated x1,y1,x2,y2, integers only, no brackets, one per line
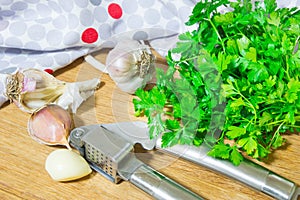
0,0,298,107
0,0,197,106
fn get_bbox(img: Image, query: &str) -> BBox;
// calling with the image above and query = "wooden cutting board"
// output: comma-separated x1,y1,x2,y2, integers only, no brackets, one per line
0,49,299,200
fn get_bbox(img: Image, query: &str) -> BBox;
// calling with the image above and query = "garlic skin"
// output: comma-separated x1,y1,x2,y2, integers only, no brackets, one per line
5,68,100,113
28,104,72,149
45,149,92,182
106,40,156,94
56,78,100,113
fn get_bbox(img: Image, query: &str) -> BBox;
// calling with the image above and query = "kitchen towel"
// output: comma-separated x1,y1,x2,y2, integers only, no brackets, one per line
0,0,299,107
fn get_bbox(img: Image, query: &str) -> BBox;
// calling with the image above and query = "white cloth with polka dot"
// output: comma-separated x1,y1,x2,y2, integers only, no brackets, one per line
0,0,299,107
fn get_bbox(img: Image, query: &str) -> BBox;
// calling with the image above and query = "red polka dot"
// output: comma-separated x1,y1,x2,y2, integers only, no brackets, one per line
108,3,122,19
44,69,54,74
81,28,98,44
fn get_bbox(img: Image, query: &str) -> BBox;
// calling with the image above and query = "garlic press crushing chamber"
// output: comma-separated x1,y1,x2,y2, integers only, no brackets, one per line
69,125,204,200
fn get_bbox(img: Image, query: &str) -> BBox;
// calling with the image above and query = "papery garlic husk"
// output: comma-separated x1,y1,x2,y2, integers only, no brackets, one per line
5,68,65,112
106,39,156,94
28,104,72,149
5,68,100,113
56,78,100,113
45,149,92,182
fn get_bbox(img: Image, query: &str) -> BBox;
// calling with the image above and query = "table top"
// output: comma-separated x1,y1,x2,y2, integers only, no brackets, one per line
1,49,299,200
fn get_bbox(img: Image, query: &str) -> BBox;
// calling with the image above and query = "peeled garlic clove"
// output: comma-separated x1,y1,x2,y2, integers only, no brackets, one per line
28,104,72,149
45,149,92,182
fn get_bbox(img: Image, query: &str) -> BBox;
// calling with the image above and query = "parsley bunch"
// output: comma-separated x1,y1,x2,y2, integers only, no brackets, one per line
133,0,300,165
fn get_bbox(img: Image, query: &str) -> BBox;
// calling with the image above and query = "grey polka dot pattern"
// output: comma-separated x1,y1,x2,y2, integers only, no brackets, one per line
94,7,108,23
25,0,39,3
37,3,52,17
37,56,54,68
80,9,94,26
59,0,74,12
98,23,112,40
11,2,28,11
0,10,15,17
0,0,296,106
5,37,22,47
54,53,71,66
24,41,41,50
11,55,27,64
122,0,138,14
67,14,80,29
53,15,68,29
138,0,155,8
47,30,63,46
161,4,176,20
0,21,9,31
75,0,89,8
63,31,80,46
27,24,46,41
23,9,38,20
127,14,143,29
90,0,102,6
112,20,127,35
48,1,62,13
166,20,180,32
9,21,27,36
144,9,161,25
1,0,13,6
132,31,148,40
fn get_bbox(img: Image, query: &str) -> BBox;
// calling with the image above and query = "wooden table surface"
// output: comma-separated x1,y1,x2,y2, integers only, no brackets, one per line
0,49,299,200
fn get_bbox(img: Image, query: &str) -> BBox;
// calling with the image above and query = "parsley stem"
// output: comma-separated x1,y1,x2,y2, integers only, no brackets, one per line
233,83,257,122
287,125,300,129
177,55,202,64
257,104,285,114
205,18,226,53
267,121,284,149
285,55,291,80
293,36,299,54
164,111,173,116
265,119,285,126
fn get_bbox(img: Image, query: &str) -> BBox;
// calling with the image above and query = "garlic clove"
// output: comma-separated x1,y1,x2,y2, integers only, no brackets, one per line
117,77,145,94
105,39,156,94
45,149,92,182
28,104,72,149
6,69,66,113
22,68,64,88
6,68,100,113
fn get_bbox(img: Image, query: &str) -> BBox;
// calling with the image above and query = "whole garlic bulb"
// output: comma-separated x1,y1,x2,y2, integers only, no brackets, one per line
105,40,156,94
5,68,100,113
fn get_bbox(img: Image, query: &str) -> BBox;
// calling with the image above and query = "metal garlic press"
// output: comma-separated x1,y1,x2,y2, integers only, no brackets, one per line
70,121,300,200
69,124,203,200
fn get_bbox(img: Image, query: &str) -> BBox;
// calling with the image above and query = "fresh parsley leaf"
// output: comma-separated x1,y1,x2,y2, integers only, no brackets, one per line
226,126,246,139
208,143,231,159
133,0,300,165
238,136,258,155
230,146,244,165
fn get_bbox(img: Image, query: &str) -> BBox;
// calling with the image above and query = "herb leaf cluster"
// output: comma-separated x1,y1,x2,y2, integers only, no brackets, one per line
133,0,300,165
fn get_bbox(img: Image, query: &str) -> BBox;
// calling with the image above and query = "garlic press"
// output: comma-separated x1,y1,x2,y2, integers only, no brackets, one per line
69,125,203,200
70,121,300,200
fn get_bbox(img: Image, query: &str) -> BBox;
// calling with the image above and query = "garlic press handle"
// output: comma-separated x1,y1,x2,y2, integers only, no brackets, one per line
130,164,204,200
157,143,297,200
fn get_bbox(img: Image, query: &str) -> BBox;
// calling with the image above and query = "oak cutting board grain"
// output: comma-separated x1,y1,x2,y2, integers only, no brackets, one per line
0,49,299,200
